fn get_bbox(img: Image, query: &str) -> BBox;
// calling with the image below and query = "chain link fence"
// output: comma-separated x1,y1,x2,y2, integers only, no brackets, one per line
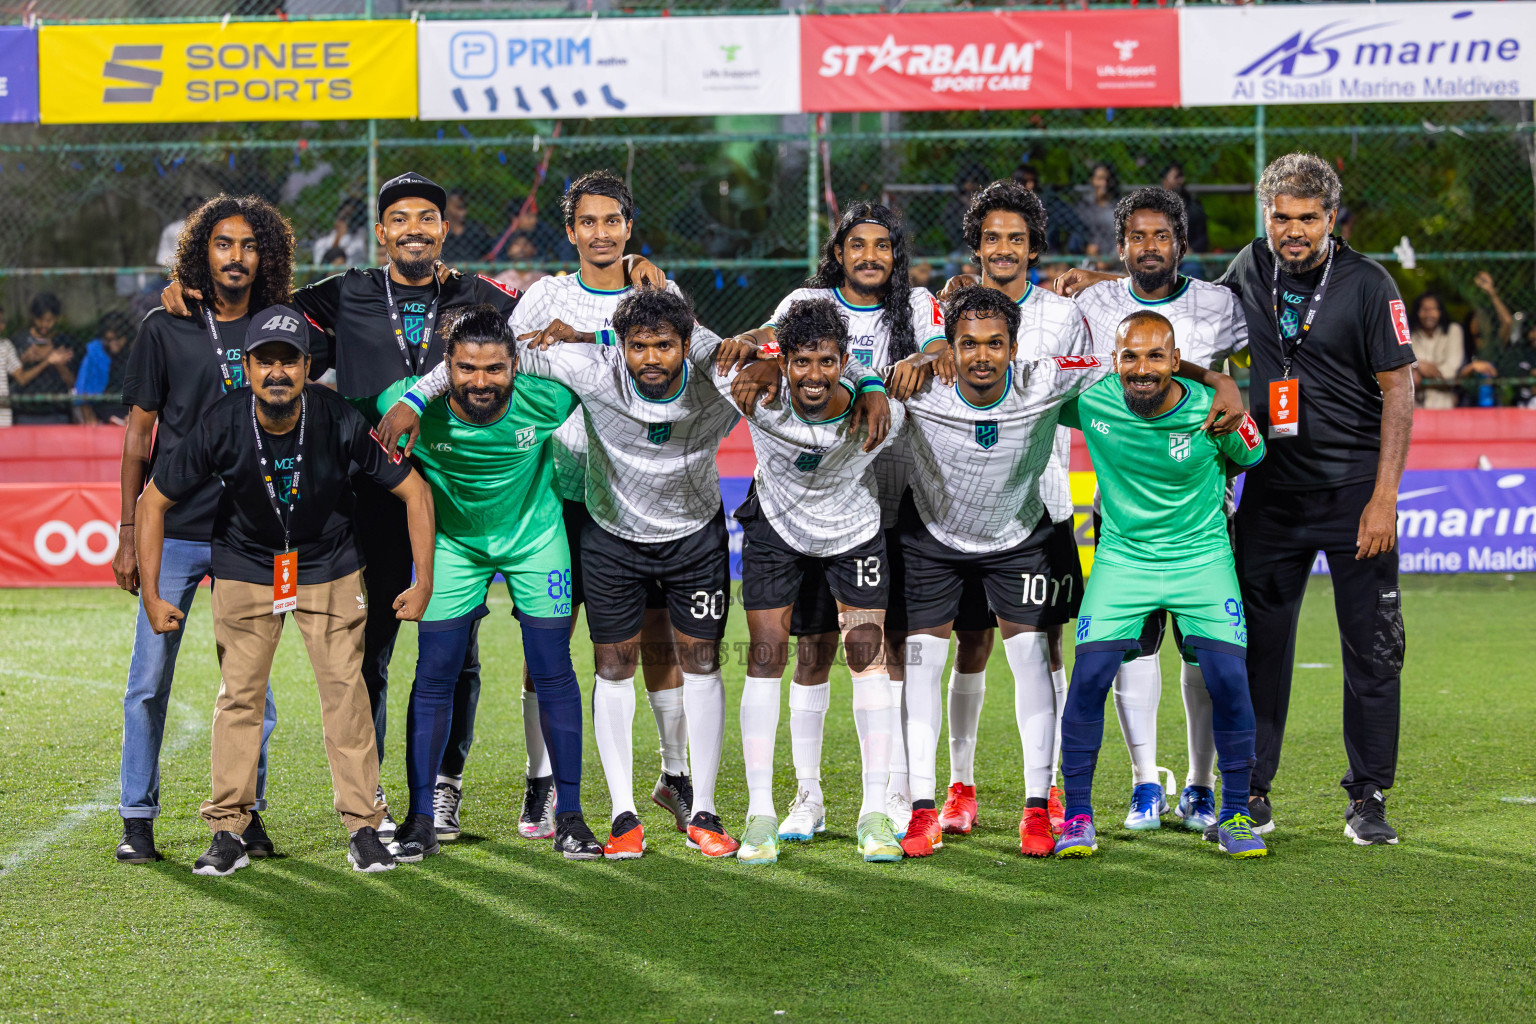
2,14,1535,413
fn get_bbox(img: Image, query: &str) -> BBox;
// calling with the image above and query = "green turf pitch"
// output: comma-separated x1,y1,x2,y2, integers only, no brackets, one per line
0,575,1531,1022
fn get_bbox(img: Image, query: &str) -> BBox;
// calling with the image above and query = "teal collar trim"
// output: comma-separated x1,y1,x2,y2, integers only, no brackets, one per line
1014,281,1035,306
630,359,688,404
577,271,630,296
958,364,1012,411
834,287,883,312
790,380,856,424
447,400,510,429
1127,275,1190,307
1145,379,1191,421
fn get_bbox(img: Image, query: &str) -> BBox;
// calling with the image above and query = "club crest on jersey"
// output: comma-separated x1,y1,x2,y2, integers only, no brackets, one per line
1052,355,1101,370
1169,433,1192,462
794,451,824,473
515,425,537,449
647,422,672,445
975,420,999,450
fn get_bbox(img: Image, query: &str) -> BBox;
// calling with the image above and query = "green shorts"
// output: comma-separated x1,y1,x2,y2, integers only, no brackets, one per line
422,525,573,631
1074,557,1246,664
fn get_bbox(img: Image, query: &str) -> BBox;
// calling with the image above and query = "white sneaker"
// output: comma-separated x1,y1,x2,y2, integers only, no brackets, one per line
376,785,397,841
433,775,463,841
886,791,912,840
778,789,826,842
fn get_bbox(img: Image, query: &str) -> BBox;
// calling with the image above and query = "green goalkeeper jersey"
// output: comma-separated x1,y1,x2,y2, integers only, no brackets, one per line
1059,375,1265,569
375,374,578,550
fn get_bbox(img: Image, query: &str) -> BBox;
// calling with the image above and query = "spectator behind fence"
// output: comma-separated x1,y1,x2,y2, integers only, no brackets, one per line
1407,293,1465,409
1075,162,1120,263
156,196,203,270
489,195,572,263
441,188,496,265
0,304,17,429
76,310,135,424
311,198,369,268
1490,313,1536,408
491,232,550,293
941,162,991,253
1014,161,1086,256
11,293,78,424
1160,162,1209,273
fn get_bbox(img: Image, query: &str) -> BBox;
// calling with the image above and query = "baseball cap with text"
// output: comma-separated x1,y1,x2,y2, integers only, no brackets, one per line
377,171,448,221
246,305,311,359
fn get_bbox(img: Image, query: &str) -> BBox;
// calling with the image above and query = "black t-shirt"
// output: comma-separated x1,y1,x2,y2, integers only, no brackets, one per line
293,267,522,404
1217,237,1415,491
121,309,251,541
12,331,78,419
153,384,413,586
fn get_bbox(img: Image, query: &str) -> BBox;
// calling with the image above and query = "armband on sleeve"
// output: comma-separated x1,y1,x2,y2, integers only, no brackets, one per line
398,362,450,413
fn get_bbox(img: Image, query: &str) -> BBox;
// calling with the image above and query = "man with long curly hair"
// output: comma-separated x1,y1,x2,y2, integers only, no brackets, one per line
113,194,316,865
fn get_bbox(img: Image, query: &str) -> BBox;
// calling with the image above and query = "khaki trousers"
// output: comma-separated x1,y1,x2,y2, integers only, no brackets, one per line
202,568,385,835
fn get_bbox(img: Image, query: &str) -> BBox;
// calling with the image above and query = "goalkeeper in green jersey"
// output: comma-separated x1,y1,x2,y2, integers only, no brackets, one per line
373,304,603,863
1052,309,1271,860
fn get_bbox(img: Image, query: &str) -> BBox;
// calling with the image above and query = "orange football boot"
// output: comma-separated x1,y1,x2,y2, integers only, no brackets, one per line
603,812,645,861
1048,786,1066,836
939,782,978,835
1019,807,1055,857
685,811,740,858
899,807,944,858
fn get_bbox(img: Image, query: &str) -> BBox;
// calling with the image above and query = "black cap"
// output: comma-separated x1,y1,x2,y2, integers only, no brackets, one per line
246,305,311,358
377,171,447,221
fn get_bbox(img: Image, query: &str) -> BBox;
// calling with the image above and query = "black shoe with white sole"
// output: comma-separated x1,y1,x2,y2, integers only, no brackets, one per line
519,774,557,839
192,831,249,876
242,810,276,858
116,817,163,864
651,772,694,834
376,785,397,841
1247,794,1275,834
1345,790,1399,846
434,777,463,841
348,827,397,872
553,812,603,861
392,812,440,863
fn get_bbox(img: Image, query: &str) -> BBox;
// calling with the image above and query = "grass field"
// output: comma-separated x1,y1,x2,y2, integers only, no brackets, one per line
0,574,1532,1023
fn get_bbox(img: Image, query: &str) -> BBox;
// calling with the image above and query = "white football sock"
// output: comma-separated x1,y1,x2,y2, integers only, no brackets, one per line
522,689,552,778
1050,665,1067,788
682,671,725,817
740,675,781,819
645,686,688,776
904,634,950,804
946,669,986,786
851,673,893,818
886,674,910,801
789,682,830,804
1114,653,1163,786
592,675,637,821
1181,661,1218,789
1005,632,1055,800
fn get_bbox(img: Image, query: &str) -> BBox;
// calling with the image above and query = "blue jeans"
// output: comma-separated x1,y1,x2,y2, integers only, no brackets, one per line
119,538,278,819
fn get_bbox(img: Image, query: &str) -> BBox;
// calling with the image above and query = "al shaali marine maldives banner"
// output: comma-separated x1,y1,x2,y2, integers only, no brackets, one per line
38,21,416,124
417,16,801,119
1179,1,1536,106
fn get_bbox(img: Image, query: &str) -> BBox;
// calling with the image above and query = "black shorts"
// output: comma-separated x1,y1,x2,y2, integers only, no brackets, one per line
737,487,888,636
1041,517,1086,628
896,491,1059,631
565,499,664,612
580,507,731,644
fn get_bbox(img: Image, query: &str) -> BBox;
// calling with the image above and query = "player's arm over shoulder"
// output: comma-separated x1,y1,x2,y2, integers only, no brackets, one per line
910,287,947,353
1216,402,1266,471
374,375,424,418
513,372,580,427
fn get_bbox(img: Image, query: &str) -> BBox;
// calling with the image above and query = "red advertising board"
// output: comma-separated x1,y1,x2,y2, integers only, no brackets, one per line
801,10,1180,112
0,484,121,586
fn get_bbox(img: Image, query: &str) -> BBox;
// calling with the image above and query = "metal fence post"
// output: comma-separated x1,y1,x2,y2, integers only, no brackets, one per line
1253,104,1267,238
367,119,379,230
807,115,820,275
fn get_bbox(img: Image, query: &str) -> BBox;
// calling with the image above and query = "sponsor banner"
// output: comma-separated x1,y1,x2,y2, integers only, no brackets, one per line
38,21,415,124
801,11,1179,112
1180,2,1536,106
417,16,800,120
0,485,121,587
0,27,39,123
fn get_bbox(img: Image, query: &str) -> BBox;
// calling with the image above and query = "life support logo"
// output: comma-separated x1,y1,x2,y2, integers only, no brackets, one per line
34,520,118,567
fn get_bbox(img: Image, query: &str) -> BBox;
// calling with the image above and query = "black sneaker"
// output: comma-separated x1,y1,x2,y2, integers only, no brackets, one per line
553,811,603,861
348,826,397,872
376,785,397,841
242,810,276,858
518,774,557,840
115,817,162,864
651,772,694,833
1345,789,1400,846
1247,794,1275,835
392,812,440,863
433,777,463,841
192,831,249,876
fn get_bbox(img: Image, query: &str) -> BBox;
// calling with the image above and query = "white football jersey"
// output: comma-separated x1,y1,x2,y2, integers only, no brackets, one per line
510,273,687,502
1013,282,1094,524
717,371,906,557
1074,275,1248,372
768,285,946,528
903,355,1112,554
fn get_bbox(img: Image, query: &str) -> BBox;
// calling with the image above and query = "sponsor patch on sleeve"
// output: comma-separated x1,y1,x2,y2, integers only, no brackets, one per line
477,274,521,300
1238,413,1262,451
930,294,944,327
1389,299,1411,346
757,338,781,358
1053,354,1102,370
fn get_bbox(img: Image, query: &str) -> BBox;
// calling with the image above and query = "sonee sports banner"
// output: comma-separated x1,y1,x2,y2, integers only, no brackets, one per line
38,21,416,124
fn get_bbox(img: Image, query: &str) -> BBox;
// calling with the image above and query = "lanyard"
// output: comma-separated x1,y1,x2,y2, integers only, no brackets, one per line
250,391,306,553
383,266,439,374
203,308,238,393
1270,237,1335,379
